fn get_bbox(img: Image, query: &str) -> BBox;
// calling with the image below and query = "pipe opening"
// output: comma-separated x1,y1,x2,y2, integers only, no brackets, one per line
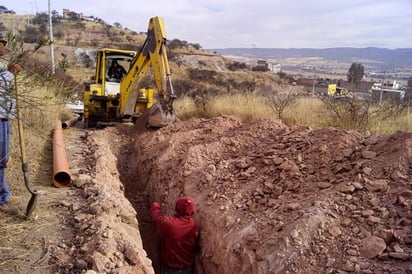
53,171,71,188
62,115,80,129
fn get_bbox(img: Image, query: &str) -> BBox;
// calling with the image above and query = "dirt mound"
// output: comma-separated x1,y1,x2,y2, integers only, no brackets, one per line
129,116,411,273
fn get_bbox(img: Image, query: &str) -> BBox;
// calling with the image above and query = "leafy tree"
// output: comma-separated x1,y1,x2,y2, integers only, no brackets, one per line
23,26,41,43
227,61,247,71
51,10,62,24
51,10,59,18
168,39,188,50
114,22,122,28
347,63,364,91
32,12,48,25
191,43,201,50
93,17,105,24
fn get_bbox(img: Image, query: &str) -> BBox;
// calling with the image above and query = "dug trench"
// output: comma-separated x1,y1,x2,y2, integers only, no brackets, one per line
54,116,411,273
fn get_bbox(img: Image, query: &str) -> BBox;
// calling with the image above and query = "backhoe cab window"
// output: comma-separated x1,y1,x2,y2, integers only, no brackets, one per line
106,58,130,82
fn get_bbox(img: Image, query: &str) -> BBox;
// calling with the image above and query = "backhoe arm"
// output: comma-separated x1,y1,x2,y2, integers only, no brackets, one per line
120,16,177,127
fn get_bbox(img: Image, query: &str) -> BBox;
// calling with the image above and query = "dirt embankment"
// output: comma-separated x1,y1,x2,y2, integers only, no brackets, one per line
45,115,411,274
5,116,408,273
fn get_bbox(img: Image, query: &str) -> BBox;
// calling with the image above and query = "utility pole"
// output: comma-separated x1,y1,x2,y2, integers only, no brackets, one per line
48,0,55,74
378,71,385,105
252,44,256,66
312,79,315,96
350,72,354,92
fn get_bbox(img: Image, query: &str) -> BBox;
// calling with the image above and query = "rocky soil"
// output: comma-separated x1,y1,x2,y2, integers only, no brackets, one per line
1,115,411,274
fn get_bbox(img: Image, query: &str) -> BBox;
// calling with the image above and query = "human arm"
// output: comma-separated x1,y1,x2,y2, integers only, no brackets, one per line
108,66,115,78
120,65,127,75
151,202,173,234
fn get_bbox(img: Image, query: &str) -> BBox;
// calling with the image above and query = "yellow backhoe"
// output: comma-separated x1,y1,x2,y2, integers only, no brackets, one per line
83,16,177,128
327,83,350,96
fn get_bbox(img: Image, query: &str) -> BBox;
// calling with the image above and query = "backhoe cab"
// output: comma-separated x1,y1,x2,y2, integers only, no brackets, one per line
83,16,177,128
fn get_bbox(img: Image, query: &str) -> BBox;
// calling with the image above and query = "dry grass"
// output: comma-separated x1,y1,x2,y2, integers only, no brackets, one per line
0,14,33,32
174,95,201,119
175,93,273,122
207,93,272,122
1,72,72,271
176,93,411,134
368,106,412,133
282,97,332,128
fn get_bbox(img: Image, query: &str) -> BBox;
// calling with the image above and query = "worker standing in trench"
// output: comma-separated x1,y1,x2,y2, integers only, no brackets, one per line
151,196,199,274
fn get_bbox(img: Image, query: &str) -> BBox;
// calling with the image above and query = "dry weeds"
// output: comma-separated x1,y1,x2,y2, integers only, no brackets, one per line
0,72,70,271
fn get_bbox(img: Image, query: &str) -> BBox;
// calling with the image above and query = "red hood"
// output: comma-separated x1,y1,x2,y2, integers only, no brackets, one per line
175,196,195,216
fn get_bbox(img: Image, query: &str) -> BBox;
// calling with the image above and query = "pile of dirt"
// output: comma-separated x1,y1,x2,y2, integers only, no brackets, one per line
2,116,410,273
128,116,411,273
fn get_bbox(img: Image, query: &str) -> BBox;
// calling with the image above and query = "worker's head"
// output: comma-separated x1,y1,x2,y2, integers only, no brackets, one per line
175,196,195,217
112,60,118,66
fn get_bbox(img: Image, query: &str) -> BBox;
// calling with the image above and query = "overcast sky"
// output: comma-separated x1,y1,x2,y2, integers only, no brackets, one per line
2,0,411,49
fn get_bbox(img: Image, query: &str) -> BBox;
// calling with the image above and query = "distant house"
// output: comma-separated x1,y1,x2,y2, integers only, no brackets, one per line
370,81,406,102
268,62,281,73
252,59,269,71
62,8,92,20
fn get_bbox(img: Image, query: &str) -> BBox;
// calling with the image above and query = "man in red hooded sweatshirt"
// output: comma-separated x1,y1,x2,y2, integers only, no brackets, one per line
151,196,199,274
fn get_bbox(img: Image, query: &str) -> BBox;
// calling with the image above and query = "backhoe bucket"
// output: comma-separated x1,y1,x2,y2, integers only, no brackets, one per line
147,103,176,128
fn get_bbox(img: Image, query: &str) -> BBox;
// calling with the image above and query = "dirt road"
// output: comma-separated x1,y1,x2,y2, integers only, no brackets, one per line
1,116,411,273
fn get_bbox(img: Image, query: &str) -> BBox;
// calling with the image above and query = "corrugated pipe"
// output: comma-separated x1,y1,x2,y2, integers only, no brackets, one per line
62,115,80,129
53,120,71,188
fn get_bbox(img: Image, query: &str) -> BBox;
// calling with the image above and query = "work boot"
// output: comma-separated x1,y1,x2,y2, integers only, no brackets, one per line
0,204,20,215
8,197,21,206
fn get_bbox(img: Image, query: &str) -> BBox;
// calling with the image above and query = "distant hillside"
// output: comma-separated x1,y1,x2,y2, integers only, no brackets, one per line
211,48,412,68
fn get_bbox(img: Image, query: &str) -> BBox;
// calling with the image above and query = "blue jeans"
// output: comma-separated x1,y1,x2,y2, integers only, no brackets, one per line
0,120,10,205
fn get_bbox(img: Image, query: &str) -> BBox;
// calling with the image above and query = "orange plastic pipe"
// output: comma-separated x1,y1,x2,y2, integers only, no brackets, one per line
53,120,71,187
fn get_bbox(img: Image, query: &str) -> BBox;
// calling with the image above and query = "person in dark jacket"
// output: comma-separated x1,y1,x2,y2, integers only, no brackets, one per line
108,60,126,81
151,196,199,274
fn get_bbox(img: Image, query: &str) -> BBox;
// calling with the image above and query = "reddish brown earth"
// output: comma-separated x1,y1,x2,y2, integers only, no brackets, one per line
2,116,411,274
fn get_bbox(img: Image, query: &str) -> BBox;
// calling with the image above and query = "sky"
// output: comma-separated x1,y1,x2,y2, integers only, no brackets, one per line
1,0,411,49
